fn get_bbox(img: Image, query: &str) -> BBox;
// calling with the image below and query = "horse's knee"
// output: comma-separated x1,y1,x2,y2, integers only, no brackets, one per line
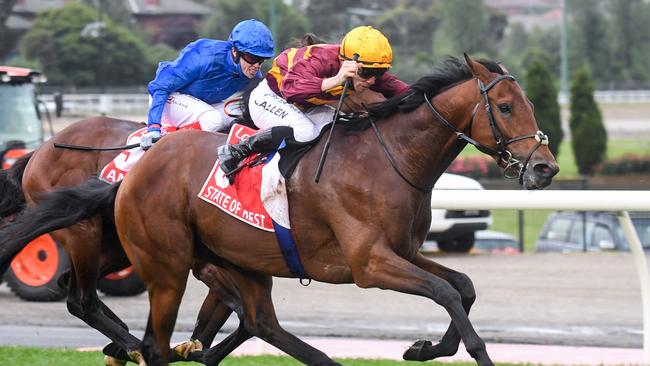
451,273,476,308
432,281,463,309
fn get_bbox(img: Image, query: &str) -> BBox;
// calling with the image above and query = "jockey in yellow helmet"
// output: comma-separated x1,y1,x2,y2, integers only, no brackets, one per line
218,25,410,176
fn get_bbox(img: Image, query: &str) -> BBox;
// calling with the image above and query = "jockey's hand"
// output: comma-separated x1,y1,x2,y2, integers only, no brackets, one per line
140,129,161,151
335,60,359,85
322,61,359,91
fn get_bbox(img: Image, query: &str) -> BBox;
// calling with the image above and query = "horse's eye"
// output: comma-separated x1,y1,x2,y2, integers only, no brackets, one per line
498,104,511,114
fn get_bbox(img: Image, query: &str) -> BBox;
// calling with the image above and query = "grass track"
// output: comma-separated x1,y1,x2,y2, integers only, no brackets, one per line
0,346,533,366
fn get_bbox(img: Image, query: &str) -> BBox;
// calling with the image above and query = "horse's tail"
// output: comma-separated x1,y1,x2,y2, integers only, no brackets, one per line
0,178,120,273
0,151,33,220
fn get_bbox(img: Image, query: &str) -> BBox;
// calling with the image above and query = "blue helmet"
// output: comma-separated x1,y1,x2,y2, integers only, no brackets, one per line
229,19,274,58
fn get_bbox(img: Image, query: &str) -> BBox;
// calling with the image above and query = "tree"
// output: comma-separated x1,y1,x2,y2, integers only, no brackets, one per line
375,1,439,83
432,0,506,60
20,3,152,86
525,59,563,157
305,0,396,42
0,0,19,60
609,0,650,87
568,0,612,88
202,0,309,51
569,66,607,176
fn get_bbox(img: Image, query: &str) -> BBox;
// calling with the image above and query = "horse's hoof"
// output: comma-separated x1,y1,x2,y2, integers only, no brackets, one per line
104,355,127,366
102,342,130,360
173,339,203,359
128,350,147,366
403,339,433,361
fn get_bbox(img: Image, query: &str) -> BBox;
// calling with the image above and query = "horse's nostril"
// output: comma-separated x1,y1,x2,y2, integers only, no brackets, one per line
533,163,558,177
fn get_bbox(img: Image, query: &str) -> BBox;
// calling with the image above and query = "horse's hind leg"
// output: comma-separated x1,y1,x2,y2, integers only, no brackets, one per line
403,253,477,361
141,269,190,366
219,264,341,366
57,225,143,364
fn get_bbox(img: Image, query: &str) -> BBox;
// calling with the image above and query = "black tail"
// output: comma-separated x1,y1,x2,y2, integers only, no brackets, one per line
0,151,32,220
0,178,120,273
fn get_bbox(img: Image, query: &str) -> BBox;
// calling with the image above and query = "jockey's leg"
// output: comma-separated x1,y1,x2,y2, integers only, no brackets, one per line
162,93,231,133
247,79,318,142
217,126,293,176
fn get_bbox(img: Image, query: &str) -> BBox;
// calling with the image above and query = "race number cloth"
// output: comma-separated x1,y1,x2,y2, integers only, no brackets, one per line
197,124,308,279
99,124,201,183
198,124,279,232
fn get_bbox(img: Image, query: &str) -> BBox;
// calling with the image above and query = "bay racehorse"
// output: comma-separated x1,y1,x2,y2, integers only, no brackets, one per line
2,55,559,365
0,83,387,365
0,117,245,364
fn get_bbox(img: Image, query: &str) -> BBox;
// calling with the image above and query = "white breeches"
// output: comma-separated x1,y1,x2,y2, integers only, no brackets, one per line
99,92,242,183
248,79,335,142
159,92,241,132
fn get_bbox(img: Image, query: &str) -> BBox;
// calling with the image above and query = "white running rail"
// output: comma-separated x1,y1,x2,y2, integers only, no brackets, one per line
429,190,650,364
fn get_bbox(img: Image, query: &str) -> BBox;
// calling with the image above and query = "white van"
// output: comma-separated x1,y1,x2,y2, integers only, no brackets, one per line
427,173,492,252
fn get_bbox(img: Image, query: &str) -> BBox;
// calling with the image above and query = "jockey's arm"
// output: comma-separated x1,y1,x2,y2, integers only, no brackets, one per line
320,60,358,91
147,47,204,129
281,55,337,104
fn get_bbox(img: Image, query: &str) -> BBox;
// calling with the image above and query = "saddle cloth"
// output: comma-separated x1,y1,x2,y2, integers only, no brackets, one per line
99,124,201,183
198,124,290,232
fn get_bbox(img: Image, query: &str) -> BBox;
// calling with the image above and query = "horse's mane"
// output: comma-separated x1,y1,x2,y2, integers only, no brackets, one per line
348,57,504,132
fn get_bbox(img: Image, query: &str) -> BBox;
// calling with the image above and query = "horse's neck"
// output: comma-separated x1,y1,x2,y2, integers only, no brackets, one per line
380,81,478,189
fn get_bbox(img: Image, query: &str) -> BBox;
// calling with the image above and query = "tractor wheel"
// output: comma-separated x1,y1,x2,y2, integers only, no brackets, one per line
98,267,146,297
3,234,68,301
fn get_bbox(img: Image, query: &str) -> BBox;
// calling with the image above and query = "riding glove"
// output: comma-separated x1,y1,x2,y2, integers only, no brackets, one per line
140,129,161,150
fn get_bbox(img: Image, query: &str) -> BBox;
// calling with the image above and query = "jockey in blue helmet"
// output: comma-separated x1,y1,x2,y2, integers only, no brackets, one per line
139,19,274,151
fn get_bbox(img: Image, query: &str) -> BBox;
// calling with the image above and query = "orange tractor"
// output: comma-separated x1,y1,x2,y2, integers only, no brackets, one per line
0,66,145,301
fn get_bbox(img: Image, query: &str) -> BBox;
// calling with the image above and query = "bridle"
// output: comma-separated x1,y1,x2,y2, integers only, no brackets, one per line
422,74,549,185
369,73,549,193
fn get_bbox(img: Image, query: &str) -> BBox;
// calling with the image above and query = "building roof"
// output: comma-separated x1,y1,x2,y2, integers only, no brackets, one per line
126,0,212,16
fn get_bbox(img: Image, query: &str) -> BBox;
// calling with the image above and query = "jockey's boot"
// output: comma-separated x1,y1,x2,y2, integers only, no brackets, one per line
217,128,278,176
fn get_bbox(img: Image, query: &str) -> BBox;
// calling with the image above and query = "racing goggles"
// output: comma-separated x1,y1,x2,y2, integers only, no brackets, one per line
358,67,388,79
239,51,267,66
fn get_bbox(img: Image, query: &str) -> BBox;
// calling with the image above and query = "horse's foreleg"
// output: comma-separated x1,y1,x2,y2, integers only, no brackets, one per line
224,265,341,366
172,261,237,361
403,253,476,361
189,260,237,348
348,246,492,366
200,322,252,366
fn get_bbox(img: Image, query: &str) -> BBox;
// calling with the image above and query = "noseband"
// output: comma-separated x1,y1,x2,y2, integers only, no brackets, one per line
423,74,549,185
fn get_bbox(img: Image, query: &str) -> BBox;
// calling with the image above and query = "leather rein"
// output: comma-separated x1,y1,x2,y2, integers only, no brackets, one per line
368,74,549,193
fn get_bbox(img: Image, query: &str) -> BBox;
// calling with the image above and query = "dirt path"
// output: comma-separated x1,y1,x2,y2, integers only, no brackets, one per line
0,252,645,348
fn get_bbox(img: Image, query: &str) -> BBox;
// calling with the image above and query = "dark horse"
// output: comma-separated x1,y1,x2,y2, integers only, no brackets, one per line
0,117,245,364
1,55,558,366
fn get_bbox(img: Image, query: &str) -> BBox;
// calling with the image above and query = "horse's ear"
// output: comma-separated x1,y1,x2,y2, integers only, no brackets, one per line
463,53,491,81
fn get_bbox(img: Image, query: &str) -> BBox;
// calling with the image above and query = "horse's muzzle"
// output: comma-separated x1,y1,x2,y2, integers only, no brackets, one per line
522,160,559,190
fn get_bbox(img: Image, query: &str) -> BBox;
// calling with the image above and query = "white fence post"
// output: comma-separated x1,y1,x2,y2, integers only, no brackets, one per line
619,211,650,365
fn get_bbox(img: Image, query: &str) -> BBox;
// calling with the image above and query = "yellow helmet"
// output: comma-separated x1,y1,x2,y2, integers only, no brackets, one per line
340,26,393,69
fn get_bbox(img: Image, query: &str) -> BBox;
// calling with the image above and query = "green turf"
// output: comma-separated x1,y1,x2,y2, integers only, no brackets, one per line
490,209,553,252
0,346,537,366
